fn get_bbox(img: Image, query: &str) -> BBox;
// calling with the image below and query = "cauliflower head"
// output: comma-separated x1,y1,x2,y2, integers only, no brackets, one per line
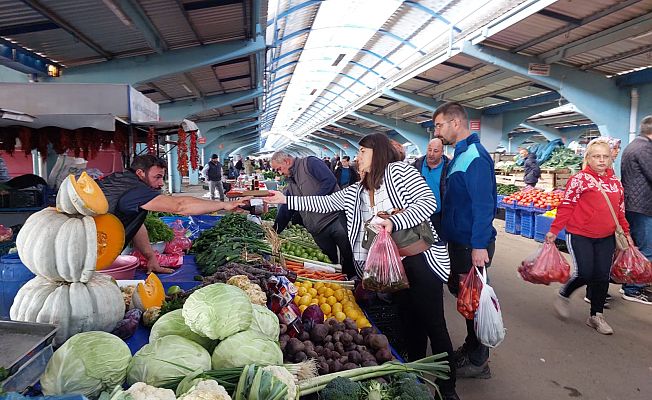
177,379,232,400
261,366,297,400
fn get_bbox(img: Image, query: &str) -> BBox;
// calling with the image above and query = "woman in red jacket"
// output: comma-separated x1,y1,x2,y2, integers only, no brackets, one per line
547,140,630,335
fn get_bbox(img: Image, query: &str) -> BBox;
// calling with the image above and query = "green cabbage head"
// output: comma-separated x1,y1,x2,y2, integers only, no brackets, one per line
250,304,280,340
211,330,283,368
150,309,216,351
127,335,211,387
182,283,253,340
40,331,131,397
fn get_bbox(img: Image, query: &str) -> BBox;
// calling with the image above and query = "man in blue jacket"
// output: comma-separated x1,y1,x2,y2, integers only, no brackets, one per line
433,102,497,379
414,138,449,235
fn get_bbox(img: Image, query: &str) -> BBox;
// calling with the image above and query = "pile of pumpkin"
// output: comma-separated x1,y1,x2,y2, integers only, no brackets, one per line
10,172,127,345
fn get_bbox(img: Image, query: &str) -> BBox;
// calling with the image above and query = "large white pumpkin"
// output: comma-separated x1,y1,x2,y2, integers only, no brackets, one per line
10,274,125,346
16,208,97,283
56,171,109,216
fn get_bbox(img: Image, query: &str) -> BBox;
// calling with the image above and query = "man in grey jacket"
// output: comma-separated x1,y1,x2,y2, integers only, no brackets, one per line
620,115,652,305
270,151,355,277
519,147,540,188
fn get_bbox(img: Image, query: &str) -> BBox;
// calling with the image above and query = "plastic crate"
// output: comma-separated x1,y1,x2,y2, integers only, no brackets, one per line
520,210,536,239
505,208,521,234
534,214,565,242
1,344,53,393
496,195,505,208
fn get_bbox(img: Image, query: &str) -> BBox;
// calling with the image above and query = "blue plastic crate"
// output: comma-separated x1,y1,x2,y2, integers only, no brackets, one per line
520,210,536,238
496,195,505,208
505,208,521,234
534,214,566,242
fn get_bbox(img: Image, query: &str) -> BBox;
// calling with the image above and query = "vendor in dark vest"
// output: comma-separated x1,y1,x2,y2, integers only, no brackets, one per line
270,151,355,278
98,155,246,274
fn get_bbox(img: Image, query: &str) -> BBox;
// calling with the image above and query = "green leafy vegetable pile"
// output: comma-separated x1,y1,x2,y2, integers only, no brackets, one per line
144,213,174,243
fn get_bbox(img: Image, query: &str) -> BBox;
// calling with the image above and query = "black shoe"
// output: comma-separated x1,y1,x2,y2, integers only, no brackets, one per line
440,391,461,400
456,357,491,379
452,344,468,363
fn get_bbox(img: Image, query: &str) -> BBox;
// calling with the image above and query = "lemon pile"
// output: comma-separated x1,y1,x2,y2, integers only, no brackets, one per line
293,281,372,329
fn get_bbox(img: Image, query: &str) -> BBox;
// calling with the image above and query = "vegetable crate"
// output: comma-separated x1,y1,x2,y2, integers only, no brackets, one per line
534,215,566,243
520,210,536,239
362,301,408,362
505,208,521,235
496,195,505,208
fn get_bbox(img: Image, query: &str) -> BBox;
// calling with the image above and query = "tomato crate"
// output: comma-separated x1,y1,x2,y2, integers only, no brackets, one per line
520,210,536,239
505,208,521,234
497,195,505,208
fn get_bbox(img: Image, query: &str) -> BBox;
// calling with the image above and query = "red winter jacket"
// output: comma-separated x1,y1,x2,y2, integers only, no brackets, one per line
550,166,629,238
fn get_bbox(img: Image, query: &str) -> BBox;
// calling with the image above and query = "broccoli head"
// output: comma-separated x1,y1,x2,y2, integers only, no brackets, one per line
391,374,435,400
320,377,363,400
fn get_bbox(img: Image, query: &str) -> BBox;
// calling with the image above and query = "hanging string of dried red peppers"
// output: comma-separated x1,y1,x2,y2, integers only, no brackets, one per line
147,127,157,155
177,128,189,176
189,131,199,170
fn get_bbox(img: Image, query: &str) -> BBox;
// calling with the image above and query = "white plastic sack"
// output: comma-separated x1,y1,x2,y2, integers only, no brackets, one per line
474,267,506,348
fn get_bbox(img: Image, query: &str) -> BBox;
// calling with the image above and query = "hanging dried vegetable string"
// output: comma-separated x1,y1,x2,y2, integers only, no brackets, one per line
38,131,49,159
18,127,32,156
177,127,189,176
0,129,18,155
113,126,128,153
147,126,157,155
189,130,199,170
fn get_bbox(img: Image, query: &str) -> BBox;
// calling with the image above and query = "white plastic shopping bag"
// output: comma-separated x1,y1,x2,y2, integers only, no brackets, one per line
474,267,506,348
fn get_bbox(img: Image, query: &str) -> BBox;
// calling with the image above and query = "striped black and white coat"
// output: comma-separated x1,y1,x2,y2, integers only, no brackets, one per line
287,161,451,283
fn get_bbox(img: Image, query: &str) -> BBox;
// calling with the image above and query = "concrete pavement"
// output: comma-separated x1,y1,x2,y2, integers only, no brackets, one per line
450,220,652,400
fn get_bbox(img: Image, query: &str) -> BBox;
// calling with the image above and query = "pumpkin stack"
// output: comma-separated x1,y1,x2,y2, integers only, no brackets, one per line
10,172,126,346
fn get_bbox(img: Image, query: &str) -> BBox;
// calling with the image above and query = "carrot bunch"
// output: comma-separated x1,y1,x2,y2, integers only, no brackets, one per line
285,260,347,281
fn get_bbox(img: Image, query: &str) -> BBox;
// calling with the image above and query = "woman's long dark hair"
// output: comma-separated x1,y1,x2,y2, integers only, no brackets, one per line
358,133,400,191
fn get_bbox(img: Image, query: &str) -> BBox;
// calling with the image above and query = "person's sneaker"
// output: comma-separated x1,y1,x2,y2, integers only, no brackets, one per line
452,344,468,363
619,288,625,294
554,294,571,320
606,293,612,301
621,292,652,305
586,313,614,335
583,297,610,309
440,391,461,400
455,358,491,379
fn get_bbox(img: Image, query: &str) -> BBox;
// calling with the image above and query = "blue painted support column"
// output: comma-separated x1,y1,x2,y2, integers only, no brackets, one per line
494,103,565,151
382,88,441,112
168,135,182,193
160,88,263,121
351,111,429,153
197,111,261,132
461,42,630,143
520,122,562,142
58,37,266,85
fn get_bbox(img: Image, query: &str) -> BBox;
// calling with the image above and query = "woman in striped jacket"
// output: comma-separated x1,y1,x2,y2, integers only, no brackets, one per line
265,133,458,400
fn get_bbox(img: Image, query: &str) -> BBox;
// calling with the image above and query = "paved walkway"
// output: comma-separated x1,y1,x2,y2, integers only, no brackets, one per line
451,220,652,400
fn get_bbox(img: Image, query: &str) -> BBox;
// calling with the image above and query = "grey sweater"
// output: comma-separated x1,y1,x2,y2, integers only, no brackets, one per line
621,135,652,216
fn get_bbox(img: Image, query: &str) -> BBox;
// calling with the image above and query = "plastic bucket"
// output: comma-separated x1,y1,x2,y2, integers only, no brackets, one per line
0,254,36,318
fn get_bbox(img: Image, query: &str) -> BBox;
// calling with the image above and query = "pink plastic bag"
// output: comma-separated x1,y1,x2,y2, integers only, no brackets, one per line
133,251,184,269
164,220,192,254
519,242,571,285
362,229,409,293
610,245,652,284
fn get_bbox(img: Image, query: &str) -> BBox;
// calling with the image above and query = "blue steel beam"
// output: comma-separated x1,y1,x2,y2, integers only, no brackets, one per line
197,111,261,131
115,0,168,53
460,42,629,140
307,135,343,155
382,88,441,112
482,92,563,115
616,67,652,86
315,131,359,153
520,122,562,142
267,0,322,26
331,122,375,136
0,37,61,76
59,37,266,84
350,111,428,153
160,87,263,120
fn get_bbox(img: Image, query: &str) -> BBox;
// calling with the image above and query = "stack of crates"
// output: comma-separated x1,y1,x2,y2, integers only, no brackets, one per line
534,214,566,242
517,203,552,239
504,201,521,235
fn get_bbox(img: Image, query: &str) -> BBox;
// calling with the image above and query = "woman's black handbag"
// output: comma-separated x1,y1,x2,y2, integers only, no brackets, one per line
362,210,436,257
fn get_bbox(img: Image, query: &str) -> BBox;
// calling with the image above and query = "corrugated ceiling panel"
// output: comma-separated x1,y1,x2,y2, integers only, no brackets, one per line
39,0,151,56
596,53,652,75
139,0,199,48
222,78,252,92
487,15,565,51
0,0,47,25
215,60,250,78
189,4,246,42
7,30,98,66
188,66,223,94
150,75,189,99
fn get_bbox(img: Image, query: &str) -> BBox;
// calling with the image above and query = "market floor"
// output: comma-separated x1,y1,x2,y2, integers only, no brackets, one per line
446,220,652,400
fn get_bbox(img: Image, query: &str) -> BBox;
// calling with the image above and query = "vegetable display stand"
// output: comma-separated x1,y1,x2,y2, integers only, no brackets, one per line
505,208,521,235
360,300,408,362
